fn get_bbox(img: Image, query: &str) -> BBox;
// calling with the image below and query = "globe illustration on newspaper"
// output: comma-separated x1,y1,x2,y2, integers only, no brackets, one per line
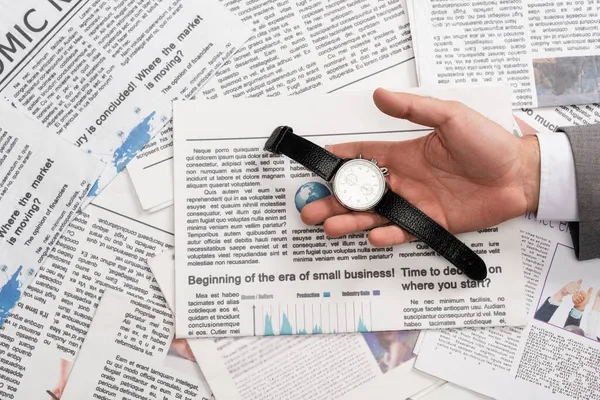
294,182,331,212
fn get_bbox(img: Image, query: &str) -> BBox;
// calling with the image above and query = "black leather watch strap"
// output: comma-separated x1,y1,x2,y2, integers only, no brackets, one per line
374,191,487,281
264,126,344,181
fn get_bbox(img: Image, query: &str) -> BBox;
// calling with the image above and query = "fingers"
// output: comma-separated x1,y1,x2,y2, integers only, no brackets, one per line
323,212,388,238
301,196,414,246
368,225,414,247
373,88,464,128
310,209,421,247
567,280,582,294
300,195,349,225
573,288,593,304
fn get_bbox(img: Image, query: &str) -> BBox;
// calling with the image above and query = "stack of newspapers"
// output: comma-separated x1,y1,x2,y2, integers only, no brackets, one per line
0,1,598,399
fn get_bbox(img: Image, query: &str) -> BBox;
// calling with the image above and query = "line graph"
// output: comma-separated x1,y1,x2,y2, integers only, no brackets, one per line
255,301,372,336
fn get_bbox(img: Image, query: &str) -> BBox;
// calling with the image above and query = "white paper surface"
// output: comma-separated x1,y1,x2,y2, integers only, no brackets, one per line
126,0,417,211
60,290,212,400
409,382,490,400
407,0,600,109
0,102,103,328
0,173,174,399
150,250,440,400
415,216,600,399
172,86,528,339
0,0,250,200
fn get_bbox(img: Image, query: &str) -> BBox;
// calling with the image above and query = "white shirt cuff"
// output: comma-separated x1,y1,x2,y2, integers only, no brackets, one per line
535,132,579,222
569,307,583,319
547,296,562,306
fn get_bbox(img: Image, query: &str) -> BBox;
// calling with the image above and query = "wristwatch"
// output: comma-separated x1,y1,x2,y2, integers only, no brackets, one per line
264,126,487,281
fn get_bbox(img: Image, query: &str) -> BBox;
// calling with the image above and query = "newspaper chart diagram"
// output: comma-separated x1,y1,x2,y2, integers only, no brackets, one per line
256,301,374,336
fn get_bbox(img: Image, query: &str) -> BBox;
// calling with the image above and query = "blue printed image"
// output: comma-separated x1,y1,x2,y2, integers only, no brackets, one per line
112,111,156,172
294,182,331,212
87,178,100,197
0,265,23,327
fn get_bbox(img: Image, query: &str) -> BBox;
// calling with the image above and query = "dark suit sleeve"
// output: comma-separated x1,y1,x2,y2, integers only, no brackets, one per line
564,310,582,327
560,125,600,260
534,298,559,322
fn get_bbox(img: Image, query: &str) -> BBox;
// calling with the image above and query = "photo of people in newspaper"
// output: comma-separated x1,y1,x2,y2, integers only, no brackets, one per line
47,359,72,400
533,244,600,342
362,331,420,373
167,338,197,363
164,337,202,378
513,115,539,137
533,56,600,108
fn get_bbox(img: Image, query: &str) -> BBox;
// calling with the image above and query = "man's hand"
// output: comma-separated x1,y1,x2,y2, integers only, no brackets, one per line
573,287,594,311
551,279,582,303
301,89,541,246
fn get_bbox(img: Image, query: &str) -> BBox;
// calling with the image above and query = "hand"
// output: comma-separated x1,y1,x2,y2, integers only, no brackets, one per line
551,279,582,303
573,287,594,311
301,89,541,246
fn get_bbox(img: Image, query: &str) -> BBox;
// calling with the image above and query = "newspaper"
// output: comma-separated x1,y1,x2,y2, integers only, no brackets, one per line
126,0,416,211
149,250,440,400
410,383,489,400
414,215,600,399
0,102,103,328
172,86,528,339
0,0,250,199
407,0,600,109
516,102,600,134
0,173,174,399
60,290,212,400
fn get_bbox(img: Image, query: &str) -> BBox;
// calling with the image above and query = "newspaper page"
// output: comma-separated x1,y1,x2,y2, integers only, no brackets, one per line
126,0,416,211
516,102,600,133
172,86,528,339
60,290,212,400
0,174,174,399
409,383,489,400
0,102,103,328
150,250,440,400
407,0,600,109
0,0,250,199
414,215,600,399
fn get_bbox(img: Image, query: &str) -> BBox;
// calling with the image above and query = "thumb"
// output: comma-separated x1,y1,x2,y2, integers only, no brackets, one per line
373,88,463,128
577,279,583,286
587,287,594,297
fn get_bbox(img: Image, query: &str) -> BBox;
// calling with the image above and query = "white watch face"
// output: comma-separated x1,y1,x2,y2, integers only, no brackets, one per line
332,159,386,211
